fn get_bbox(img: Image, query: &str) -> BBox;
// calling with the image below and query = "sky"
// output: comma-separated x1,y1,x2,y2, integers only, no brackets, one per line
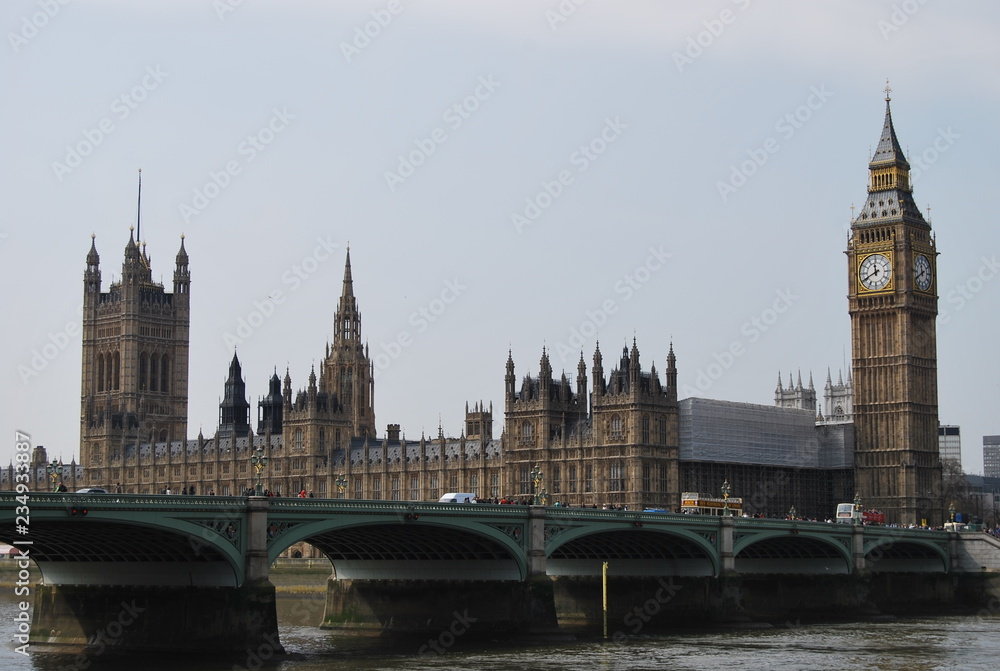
2,1,998,475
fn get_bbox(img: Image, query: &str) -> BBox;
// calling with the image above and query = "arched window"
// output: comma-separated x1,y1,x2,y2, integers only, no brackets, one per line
139,352,148,391
610,416,623,440
97,354,105,392
521,421,533,443
150,353,159,392
294,429,303,451
160,355,169,393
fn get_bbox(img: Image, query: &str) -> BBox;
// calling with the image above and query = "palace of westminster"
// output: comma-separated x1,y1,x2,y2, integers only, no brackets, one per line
9,95,944,525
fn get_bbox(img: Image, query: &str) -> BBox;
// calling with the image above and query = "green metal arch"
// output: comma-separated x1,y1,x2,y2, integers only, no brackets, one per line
862,536,949,570
0,510,246,586
734,530,852,569
545,522,721,576
265,515,529,579
87,513,247,584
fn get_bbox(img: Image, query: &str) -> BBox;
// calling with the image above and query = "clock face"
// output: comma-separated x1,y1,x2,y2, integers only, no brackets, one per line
914,254,932,291
859,253,892,291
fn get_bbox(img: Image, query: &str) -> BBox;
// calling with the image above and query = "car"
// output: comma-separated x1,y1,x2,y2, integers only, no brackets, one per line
75,487,109,494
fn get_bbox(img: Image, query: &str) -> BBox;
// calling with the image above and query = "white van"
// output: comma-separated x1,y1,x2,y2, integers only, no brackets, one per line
438,493,478,503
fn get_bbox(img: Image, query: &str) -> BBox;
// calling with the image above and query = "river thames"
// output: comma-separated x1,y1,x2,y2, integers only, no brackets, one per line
2,587,999,670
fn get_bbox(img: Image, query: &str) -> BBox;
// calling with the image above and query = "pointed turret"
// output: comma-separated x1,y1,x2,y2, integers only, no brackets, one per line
666,342,677,402
219,351,250,438
333,249,361,344
592,342,605,397
853,86,928,229
85,234,101,295
505,349,516,399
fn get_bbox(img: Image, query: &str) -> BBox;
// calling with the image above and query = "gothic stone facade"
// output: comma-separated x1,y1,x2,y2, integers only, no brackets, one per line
78,230,190,488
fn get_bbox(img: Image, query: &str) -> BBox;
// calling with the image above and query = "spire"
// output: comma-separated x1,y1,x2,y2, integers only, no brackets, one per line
227,351,242,382
776,372,783,393
175,234,188,265
342,246,354,297
87,234,100,266
870,84,909,171
125,226,138,259
854,84,927,229
333,248,361,345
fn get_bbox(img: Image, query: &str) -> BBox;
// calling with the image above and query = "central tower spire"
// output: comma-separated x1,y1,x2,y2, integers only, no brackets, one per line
334,247,361,344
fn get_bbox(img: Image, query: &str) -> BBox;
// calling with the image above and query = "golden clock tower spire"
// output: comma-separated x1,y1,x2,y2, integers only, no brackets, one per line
847,89,941,526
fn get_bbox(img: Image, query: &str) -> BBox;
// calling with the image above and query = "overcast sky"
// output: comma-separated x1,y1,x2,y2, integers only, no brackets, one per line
2,1,998,475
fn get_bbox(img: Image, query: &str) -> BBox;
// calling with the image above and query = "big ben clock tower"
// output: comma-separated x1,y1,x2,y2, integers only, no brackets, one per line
848,86,942,526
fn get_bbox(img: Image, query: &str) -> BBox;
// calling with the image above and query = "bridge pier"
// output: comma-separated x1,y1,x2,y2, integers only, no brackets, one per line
321,577,559,637
29,580,283,654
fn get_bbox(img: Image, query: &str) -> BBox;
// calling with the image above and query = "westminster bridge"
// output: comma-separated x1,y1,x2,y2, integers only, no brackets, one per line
2,493,998,652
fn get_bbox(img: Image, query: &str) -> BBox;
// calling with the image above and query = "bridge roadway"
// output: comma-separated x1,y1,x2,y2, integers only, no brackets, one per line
1,493,954,585
0,493,965,651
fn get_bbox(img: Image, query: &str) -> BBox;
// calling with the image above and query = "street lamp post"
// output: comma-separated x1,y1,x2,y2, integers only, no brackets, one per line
531,465,543,505
948,501,956,523
46,460,64,492
853,491,863,525
788,505,797,521
721,480,731,517
250,447,269,496
335,474,347,499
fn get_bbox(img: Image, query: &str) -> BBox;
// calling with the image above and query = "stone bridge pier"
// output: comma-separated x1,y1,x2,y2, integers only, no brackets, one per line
25,496,283,655
320,506,561,637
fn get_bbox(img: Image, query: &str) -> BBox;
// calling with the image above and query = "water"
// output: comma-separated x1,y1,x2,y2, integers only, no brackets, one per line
1,587,998,670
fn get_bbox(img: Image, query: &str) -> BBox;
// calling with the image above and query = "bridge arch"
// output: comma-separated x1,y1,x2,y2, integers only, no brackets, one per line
266,515,527,581
0,516,245,587
863,536,948,573
734,530,852,574
545,523,720,576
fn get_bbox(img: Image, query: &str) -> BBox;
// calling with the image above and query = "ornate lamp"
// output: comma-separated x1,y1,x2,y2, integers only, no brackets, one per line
250,447,269,496
530,465,543,505
721,479,731,516
335,474,347,499
853,491,863,525
948,501,956,523
46,460,64,492
788,505,797,521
